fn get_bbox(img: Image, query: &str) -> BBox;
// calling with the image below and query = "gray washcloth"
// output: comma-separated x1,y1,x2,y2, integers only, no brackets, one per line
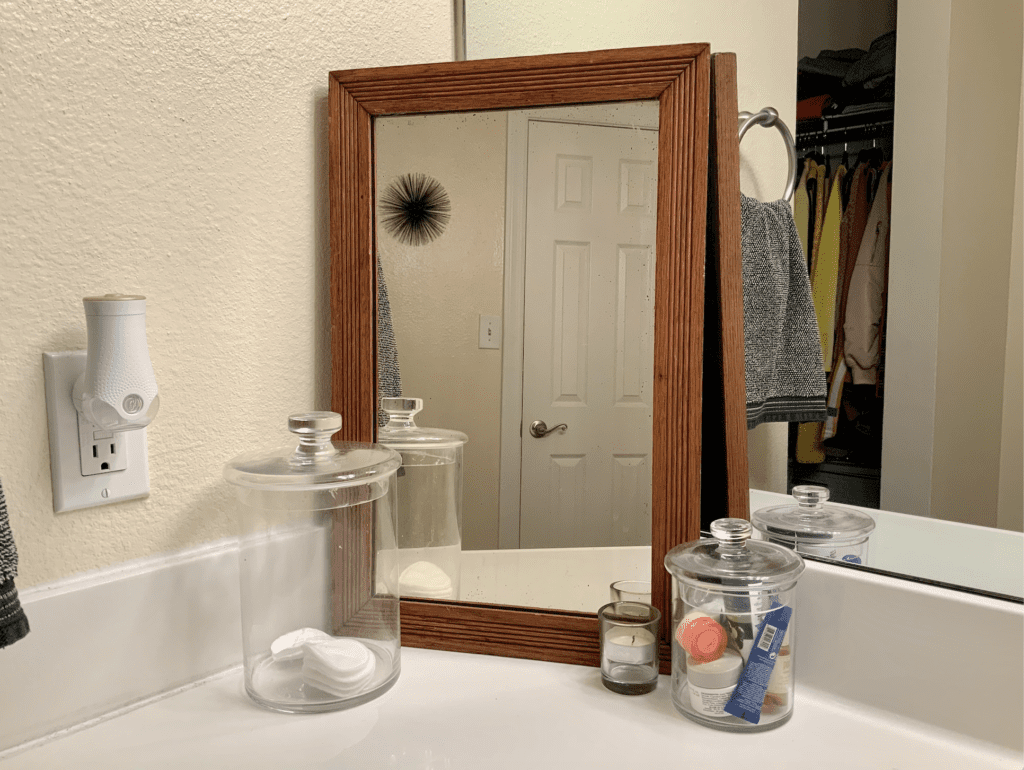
0,479,30,649
741,194,828,429
376,258,402,426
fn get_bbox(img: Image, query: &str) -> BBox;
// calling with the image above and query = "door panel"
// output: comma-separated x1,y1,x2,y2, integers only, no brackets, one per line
520,120,658,549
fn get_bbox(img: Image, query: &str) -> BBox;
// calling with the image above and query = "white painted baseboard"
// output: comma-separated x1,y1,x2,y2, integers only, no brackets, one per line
0,538,243,752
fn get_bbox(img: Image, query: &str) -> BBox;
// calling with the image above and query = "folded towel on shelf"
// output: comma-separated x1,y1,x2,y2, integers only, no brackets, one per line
0,479,30,649
741,194,828,429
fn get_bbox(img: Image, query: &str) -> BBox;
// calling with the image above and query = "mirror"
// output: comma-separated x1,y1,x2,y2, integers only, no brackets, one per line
374,102,660,612
463,3,1024,602
329,44,724,664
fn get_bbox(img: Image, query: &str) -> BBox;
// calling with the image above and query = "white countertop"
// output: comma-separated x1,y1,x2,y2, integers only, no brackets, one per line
3,648,1018,770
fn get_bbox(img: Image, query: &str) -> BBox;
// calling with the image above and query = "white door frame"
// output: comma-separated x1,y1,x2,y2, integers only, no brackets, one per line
497,103,660,549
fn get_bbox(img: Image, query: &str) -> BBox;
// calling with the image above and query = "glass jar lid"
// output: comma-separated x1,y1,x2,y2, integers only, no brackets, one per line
223,411,401,492
664,519,805,593
751,485,876,543
377,398,468,450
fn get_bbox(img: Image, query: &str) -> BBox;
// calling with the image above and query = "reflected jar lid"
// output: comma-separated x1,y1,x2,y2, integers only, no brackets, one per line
377,398,467,465
664,519,805,594
751,485,876,544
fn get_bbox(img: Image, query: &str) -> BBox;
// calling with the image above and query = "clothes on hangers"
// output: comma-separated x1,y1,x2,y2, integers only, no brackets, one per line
790,137,894,461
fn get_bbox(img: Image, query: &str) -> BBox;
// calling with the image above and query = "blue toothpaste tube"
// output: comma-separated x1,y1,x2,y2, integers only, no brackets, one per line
723,602,792,724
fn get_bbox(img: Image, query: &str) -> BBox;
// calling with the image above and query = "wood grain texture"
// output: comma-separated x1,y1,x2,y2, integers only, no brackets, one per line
650,49,711,637
702,53,749,529
328,44,713,668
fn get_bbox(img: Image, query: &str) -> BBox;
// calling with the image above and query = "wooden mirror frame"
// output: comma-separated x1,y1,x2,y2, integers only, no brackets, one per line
328,44,740,669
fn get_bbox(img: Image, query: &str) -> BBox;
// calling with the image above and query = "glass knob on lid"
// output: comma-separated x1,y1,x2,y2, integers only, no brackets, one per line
288,411,342,465
710,519,752,543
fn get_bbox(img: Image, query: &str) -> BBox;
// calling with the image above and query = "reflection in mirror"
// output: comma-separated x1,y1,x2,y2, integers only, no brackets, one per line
464,4,1024,602
375,102,660,611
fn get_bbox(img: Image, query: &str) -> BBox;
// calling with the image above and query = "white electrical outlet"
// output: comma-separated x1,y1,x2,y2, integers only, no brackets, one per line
43,350,150,513
78,414,127,475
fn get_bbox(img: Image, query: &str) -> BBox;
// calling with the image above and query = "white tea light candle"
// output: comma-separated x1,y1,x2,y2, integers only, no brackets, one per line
598,601,661,695
603,627,657,665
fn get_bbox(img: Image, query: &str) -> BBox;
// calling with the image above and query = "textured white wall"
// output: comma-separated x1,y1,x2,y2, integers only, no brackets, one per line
884,0,1023,526
997,80,1023,533
375,112,507,551
0,1,451,587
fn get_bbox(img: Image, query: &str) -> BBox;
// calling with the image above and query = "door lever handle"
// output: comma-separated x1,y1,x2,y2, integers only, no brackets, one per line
529,420,568,438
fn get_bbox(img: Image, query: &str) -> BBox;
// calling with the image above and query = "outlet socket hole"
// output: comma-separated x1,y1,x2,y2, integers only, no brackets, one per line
101,462,109,470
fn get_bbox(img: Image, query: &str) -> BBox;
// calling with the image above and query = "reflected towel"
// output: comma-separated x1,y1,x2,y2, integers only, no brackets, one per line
741,195,828,428
0,479,30,649
377,258,402,426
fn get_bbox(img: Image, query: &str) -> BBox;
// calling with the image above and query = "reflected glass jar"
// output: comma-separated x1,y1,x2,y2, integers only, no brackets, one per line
223,412,402,713
664,519,805,732
751,485,876,565
378,398,467,601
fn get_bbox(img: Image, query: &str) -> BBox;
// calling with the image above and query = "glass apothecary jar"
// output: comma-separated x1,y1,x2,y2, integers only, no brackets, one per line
664,519,805,732
751,485,876,565
378,398,467,601
223,412,402,713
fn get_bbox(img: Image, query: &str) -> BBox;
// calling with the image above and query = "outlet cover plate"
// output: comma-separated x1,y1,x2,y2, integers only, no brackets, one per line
42,351,150,513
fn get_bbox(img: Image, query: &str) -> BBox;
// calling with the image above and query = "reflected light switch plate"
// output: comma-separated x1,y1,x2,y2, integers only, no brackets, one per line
479,315,501,350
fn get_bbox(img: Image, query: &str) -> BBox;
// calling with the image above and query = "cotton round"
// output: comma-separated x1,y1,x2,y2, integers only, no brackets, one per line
270,627,332,662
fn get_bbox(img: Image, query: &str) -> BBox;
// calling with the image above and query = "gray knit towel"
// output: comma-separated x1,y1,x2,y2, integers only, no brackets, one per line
377,257,402,427
0,479,30,649
741,194,828,429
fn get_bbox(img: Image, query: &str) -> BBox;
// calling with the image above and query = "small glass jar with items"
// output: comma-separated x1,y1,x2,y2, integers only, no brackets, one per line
751,484,876,565
664,519,805,732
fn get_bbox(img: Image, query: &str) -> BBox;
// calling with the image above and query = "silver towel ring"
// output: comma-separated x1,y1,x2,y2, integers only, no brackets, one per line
738,107,798,201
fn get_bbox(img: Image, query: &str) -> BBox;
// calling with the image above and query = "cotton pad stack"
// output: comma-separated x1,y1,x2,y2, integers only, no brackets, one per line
270,628,376,698
399,560,454,599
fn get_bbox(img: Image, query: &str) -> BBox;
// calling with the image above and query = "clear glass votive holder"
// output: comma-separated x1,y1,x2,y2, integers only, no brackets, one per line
598,601,661,695
610,580,652,604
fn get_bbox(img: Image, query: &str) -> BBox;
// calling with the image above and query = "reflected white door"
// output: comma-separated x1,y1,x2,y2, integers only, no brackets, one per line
519,120,658,548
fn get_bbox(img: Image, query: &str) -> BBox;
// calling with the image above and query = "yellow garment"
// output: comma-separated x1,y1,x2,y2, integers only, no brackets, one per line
810,162,828,274
810,165,846,374
792,163,811,263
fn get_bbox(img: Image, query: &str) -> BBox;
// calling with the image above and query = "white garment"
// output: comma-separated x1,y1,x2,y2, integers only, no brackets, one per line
843,164,891,385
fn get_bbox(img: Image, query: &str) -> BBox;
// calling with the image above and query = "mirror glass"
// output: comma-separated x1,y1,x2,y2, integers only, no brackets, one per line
461,3,1023,601
374,102,660,611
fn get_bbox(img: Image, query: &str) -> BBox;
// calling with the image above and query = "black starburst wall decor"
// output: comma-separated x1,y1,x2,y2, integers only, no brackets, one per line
379,173,452,246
